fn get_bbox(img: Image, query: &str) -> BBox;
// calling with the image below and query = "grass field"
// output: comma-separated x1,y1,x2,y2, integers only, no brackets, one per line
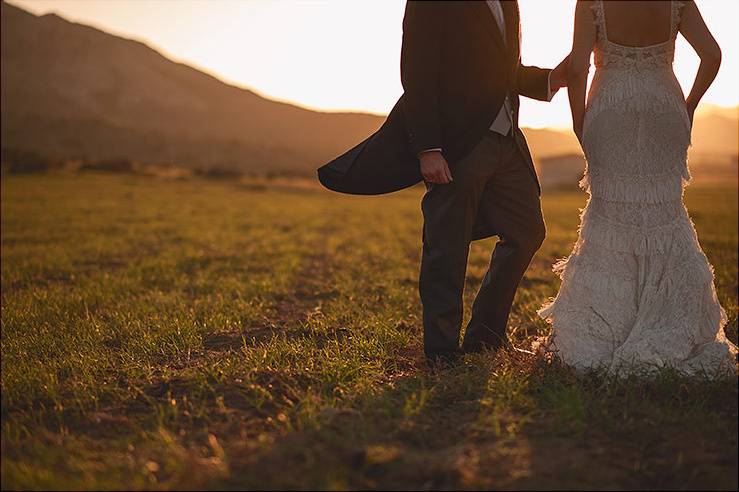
1,173,737,490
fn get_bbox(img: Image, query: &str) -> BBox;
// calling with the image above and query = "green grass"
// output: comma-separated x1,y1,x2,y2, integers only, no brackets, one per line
1,173,737,490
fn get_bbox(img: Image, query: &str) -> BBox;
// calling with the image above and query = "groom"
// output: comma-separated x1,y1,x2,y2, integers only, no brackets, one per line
318,1,567,365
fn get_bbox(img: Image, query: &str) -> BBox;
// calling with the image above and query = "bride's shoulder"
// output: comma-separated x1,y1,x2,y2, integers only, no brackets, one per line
574,1,599,22
574,1,597,11
575,1,599,15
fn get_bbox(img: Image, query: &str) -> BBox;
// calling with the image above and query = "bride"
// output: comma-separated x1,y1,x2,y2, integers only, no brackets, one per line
537,0,737,375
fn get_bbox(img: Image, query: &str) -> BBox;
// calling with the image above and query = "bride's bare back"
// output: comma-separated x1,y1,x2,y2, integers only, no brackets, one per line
568,0,722,132
602,0,673,47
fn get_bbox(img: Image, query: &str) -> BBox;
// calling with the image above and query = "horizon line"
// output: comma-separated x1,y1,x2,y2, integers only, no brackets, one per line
5,0,738,130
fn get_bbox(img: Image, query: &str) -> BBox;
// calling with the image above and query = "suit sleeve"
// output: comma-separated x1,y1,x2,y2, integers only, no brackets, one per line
400,1,446,156
516,64,553,101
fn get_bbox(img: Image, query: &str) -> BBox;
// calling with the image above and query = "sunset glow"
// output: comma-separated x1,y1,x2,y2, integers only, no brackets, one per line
11,0,739,128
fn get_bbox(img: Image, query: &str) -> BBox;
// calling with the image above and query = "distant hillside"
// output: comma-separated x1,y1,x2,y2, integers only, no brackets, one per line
538,153,585,190
1,1,736,177
690,105,739,158
0,0,578,175
0,1,384,174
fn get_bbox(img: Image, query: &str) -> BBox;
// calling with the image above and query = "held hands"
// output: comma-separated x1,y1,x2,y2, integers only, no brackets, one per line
419,150,453,184
550,54,571,90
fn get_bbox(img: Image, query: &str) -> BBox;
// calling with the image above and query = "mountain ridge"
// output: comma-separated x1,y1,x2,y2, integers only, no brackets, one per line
1,1,387,174
1,1,736,177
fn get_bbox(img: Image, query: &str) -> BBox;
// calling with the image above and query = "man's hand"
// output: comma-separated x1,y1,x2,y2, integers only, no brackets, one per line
550,54,570,90
419,150,453,184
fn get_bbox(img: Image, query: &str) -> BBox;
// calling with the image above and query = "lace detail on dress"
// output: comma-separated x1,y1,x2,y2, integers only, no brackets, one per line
537,0,737,376
577,199,702,256
590,1,607,43
670,1,687,38
590,0,686,71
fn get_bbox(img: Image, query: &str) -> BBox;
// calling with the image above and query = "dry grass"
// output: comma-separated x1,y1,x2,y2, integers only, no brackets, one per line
1,173,736,490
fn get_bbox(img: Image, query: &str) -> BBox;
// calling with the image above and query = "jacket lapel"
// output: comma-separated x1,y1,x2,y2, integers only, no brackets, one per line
470,1,506,54
501,0,520,69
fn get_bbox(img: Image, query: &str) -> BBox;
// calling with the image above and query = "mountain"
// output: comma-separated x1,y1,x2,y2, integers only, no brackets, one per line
522,127,581,160
1,1,385,174
690,104,739,157
0,1,589,176
1,1,736,177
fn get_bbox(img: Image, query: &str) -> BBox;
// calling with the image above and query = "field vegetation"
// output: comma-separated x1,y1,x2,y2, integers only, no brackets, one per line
1,174,737,490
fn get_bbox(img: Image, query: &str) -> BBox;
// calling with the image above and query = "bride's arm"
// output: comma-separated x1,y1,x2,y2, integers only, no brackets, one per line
568,1,596,142
679,1,721,124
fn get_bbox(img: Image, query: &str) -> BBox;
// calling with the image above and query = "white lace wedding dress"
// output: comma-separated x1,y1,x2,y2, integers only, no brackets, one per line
537,0,737,375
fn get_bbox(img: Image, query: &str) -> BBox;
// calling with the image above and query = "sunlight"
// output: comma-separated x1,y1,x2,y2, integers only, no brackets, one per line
11,0,739,128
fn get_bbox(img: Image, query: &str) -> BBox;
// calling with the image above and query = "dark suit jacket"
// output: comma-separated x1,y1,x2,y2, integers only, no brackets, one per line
317,1,552,235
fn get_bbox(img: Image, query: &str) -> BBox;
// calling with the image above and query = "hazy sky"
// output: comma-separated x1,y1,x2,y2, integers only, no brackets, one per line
11,0,739,128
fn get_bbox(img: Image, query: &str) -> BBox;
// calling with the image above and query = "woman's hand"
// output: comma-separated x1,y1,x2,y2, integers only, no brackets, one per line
574,126,584,146
567,1,595,152
550,55,570,90
686,99,698,127
573,116,585,147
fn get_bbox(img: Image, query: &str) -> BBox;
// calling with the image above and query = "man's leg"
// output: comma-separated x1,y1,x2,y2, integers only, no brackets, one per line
462,134,546,352
419,135,497,360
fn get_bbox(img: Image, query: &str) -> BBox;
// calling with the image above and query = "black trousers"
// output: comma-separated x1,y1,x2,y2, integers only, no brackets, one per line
419,131,546,359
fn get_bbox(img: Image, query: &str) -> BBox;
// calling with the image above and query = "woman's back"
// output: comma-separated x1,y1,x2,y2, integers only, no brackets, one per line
537,1,737,375
590,0,683,72
600,0,673,48
583,0,691,200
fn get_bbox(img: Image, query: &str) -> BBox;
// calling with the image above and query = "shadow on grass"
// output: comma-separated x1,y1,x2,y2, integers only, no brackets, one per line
208,350,738,491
